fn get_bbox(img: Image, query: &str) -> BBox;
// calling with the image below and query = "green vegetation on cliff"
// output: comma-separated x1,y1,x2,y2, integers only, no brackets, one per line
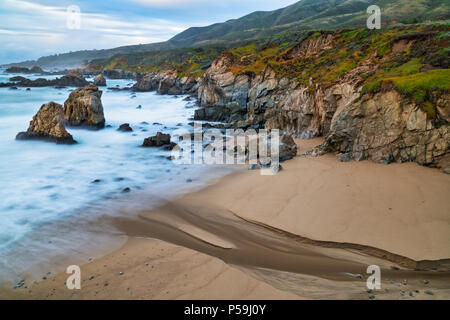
90,23,449,121
90,47,225,78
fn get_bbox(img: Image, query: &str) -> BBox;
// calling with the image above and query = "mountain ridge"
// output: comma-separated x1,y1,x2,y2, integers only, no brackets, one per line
3,0,449,69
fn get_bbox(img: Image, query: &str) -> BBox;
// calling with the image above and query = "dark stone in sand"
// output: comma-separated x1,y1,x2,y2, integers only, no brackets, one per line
122,187,131,193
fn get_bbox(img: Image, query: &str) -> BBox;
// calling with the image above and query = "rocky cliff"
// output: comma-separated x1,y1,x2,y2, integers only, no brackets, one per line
125,25,450,170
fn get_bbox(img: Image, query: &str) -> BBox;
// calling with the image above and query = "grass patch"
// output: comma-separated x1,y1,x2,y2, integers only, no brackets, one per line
387,69,450,103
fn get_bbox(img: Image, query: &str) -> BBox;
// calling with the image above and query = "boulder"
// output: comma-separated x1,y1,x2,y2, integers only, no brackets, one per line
68,69,83,78
16,102,76,144
142,132,171,147
132,73,155,92
118,123,133,132
279,134,298,160
64,85,105,129
93,74,106,86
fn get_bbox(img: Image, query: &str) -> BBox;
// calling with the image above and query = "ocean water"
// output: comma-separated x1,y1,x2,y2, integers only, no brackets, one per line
0,70,233,282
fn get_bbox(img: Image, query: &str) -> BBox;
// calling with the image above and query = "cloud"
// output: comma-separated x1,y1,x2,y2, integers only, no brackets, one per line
0,0,299,63
0,0,189,63
129,0,296,10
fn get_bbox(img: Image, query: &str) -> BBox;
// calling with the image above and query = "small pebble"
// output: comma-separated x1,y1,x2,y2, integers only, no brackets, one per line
425,290,434,296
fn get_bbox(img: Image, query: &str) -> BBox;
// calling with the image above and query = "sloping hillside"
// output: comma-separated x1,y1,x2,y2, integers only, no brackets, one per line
4,0,449,69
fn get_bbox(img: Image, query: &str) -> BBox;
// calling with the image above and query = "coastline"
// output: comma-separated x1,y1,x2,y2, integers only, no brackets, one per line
1,138,449,300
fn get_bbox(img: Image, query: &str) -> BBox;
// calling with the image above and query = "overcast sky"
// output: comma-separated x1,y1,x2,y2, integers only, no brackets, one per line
0,0,299,64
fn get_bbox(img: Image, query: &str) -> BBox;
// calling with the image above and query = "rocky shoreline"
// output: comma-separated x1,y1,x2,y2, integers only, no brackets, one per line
107,31,449,173
5,29,449,173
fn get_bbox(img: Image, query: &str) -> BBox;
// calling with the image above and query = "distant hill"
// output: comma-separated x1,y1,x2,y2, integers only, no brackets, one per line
4,0,449,69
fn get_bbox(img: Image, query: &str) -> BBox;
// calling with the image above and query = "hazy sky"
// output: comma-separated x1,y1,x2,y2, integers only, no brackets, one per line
0,0,299,64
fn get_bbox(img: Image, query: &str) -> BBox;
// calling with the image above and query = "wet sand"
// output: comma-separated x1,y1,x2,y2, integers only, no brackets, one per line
2,139,450,300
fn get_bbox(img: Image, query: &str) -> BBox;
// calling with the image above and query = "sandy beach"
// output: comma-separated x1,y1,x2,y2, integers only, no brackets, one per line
2,138,450,300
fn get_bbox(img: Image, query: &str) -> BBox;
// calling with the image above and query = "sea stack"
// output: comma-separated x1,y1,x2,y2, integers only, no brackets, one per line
64,85,105,129
16,102,76,144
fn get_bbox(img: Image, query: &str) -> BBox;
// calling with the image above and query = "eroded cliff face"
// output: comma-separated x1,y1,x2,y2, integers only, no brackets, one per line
316,84,449,168
129,30,449,169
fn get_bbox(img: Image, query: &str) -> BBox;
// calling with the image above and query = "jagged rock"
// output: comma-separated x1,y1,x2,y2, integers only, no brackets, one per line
102,69,136,79
319,86,449,167
6,66,44,74
132,73,156,92
6,66,31,73
30,66,44,74
68,69,83,78
64,85,105,129
279,134,298,160
142,132,171,147
9,76,27,82
1,74,89,88
118,123,133,132
132,70,197,94
93,74,106,86
56,74,90,87
16,102,76,144
437,154,450,174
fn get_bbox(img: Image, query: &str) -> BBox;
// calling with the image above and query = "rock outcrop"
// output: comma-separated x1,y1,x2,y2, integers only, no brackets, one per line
315,84,449,167
64,85,105,129
118,123,133,132
279,134,298,160
16,102,76,144
93,74,106,86
142,132,171,147
0,74,89,88
132,70,198,95
6,66,44,74
102,69,137,79
89,26,450,170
